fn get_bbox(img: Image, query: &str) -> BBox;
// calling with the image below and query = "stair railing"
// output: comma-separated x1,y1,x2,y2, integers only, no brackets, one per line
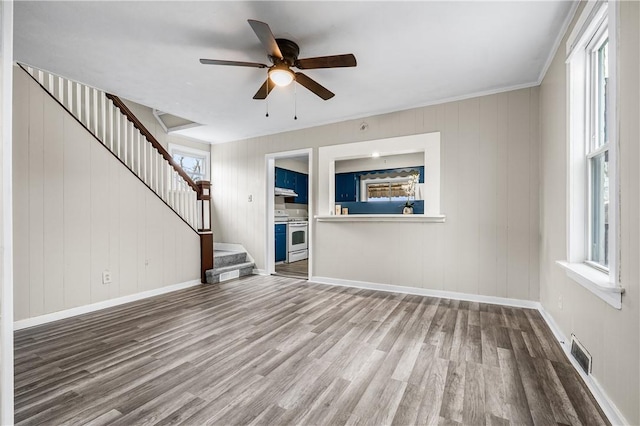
21,64,213,282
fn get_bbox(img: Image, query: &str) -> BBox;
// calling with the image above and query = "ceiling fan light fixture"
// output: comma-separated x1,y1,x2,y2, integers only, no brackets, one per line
269,66,294,87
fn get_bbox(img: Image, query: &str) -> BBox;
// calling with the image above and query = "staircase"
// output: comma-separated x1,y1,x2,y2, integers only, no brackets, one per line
206,250,255,284
20,64,216,282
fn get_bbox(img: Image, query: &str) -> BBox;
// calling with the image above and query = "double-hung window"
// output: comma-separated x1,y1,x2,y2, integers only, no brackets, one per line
561,1,622,309
586,28,609,271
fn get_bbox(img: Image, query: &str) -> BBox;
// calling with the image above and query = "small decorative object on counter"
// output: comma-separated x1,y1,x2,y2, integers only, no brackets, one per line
342,207,349,215
402,173,420,215
335,204,342,215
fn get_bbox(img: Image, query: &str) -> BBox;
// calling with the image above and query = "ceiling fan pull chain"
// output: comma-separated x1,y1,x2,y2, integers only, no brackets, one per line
265,82,269,117
294,81,298,120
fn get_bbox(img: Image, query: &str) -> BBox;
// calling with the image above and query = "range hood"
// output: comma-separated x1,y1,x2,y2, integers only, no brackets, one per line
275,187,298,197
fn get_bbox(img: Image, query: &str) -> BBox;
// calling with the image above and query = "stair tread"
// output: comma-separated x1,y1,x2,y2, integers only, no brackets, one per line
214,250,244,257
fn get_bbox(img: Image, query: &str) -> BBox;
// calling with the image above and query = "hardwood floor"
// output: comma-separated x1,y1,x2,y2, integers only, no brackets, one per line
14,275,609,425
275,259,308,279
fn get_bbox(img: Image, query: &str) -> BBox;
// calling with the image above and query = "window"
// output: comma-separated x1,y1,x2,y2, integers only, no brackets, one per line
168,143,210,183
562,0,622,308
363,177,416,202
587,29,609,270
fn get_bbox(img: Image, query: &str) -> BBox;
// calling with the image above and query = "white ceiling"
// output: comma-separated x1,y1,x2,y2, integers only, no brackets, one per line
14,1,574,144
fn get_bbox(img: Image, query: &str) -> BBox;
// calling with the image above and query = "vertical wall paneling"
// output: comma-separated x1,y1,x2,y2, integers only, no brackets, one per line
528,89,540,300
42,94,64,314
63,113,91,309
477,95,499,297
457,99,480,295
28,78,44,316
90,137,110,303
506,90,531,300
136,184,146,292
12,69,29,320
118,168,138,297
108,152,121,300
495,93,510,298
420,105,446,290
145,194,164,291
237,140,248,247
162,205,177,287
442,103,460,293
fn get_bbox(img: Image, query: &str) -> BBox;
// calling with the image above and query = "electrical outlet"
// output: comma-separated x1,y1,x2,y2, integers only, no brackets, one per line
102,270,112,285
558,294,563,310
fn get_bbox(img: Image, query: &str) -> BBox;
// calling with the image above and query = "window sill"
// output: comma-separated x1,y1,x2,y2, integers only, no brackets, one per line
315,214,446,223
556,261,623,309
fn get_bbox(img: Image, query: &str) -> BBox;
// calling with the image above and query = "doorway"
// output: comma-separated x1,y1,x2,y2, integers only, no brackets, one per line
265,149,312,280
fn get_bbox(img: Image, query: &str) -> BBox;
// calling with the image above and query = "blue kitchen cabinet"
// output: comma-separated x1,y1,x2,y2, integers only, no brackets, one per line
275,167,287,188
275,224,287,262
275,167,296,190
275,167,308,205
294,173,308,204
335,173,357,202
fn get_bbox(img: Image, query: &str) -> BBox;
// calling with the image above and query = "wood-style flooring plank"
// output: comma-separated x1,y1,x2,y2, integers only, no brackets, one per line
14,275,611,426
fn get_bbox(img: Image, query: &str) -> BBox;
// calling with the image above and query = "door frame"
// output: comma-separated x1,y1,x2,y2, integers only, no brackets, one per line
265,148,313,279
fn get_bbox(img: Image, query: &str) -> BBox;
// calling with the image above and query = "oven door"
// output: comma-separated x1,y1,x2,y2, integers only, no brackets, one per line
287,223,308,252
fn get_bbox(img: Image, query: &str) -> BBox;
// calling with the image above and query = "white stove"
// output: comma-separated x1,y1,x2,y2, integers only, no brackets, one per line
273,212,307,263
287,220,308,263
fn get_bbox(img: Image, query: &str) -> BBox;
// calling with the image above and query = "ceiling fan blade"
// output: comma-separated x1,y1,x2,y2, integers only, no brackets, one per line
252,78,276,100
247,19,283,59
200,59,268,68
295,54,357,69
295,72,335,100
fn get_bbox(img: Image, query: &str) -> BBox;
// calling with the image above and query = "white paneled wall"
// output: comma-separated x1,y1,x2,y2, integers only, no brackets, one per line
12,67,200,321
211,87,540,301
539,1,640,424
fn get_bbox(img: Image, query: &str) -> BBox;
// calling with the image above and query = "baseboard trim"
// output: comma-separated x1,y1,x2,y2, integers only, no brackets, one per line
537,308,629,426
253,268,268,276
14,279,202,331
309,276,540,309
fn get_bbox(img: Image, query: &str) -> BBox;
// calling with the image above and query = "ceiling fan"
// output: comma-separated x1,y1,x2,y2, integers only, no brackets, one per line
200,19,357,101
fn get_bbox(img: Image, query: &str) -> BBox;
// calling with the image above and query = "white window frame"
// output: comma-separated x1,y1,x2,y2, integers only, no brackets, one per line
559,0,623,309
168,143,210,182
318,132,442,219
585,24,609,271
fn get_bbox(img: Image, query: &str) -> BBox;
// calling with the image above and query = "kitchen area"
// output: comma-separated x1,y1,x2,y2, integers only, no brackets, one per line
273,156,309,279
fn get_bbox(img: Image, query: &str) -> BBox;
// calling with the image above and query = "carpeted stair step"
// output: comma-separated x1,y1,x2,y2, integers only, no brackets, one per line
213,250,247,268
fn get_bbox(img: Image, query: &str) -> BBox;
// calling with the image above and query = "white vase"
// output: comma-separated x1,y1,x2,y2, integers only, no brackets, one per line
403,206,414,215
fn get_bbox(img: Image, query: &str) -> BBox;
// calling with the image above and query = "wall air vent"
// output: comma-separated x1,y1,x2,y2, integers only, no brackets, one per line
219,270,240,283
570,334,592,374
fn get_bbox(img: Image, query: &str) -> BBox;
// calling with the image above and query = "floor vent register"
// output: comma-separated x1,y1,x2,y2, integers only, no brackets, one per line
570,333,592,375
